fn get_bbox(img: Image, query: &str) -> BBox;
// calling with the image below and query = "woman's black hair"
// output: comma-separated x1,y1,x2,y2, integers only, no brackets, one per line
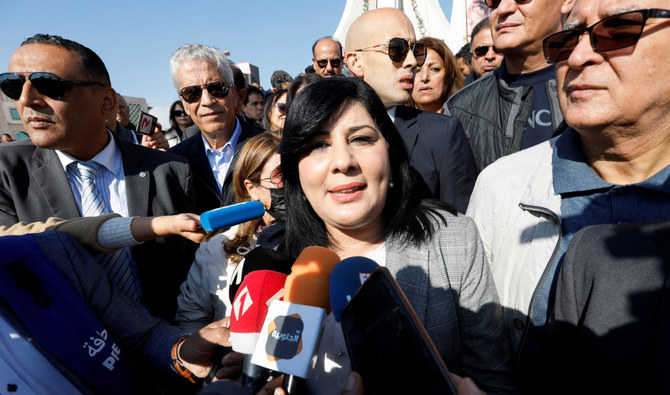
262,89,287,133
285,73,322,110
279,77,455,257
168,100,190,137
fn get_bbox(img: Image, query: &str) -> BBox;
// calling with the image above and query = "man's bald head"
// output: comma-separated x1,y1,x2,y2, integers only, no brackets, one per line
345,8,413,53
344,8,419,108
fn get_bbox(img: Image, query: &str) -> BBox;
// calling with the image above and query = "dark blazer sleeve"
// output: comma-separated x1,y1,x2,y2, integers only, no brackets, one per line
118,140,199,321
33,230,186,380
435,115,478,213
395,107,478,213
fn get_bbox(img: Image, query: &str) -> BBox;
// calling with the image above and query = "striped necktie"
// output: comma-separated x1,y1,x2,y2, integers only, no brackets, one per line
76,161,139,301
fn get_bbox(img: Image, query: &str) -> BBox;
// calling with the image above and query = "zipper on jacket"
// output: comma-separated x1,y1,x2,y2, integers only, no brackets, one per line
513,202,562,369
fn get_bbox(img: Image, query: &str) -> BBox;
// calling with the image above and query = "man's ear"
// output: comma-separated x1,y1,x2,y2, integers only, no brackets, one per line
345,52,364,78
101,87,118,118
561,0,576,17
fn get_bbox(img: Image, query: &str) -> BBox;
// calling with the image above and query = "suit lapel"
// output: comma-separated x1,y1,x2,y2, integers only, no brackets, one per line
31,148,80,219
393,106,420,158
189,132,221,198
385,237,429,324
118,140,150,217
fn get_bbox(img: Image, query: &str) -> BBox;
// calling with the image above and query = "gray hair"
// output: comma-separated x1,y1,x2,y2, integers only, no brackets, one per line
169,43,234,93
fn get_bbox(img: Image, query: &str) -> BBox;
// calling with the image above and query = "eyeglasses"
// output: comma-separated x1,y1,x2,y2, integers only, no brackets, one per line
543,9,670,64
172,110,188,117
258,165,283,188
276,103,287,111
316,58,342,68
179,81,231,103
353,38,427,66
472,45,501,57
0,72,107,101
485,0,532,10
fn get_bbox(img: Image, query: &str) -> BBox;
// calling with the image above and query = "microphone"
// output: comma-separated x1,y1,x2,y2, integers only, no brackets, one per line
228,246,294,304
284,246,340,311
199,201,266,232
229,270,287,394
251,246,341,394
329,256,379,322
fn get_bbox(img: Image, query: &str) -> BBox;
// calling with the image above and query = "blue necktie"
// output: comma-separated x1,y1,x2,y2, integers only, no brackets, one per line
76,161,139,301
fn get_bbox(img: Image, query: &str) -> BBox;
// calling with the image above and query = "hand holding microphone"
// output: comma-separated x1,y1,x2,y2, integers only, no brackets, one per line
250,246,341,395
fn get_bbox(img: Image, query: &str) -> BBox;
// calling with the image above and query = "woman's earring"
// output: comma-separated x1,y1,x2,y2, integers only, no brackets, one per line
389,181,395,189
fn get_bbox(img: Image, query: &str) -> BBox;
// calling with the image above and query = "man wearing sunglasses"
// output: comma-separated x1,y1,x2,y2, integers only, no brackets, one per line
0,34,198,322
168,44,261,215
344,8,479,214
448,0,573,172
467,0,670,388
466,18,504,84
311,36,344,77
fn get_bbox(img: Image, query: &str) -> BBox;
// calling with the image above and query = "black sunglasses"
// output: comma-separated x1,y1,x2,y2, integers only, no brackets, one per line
316,58,342,68
354,38,427,66
172,110,188,117
543,9,670,64
179,81,231,103
485,0,531,10
0,72,107,100
472,45,501,57
276,102,287,111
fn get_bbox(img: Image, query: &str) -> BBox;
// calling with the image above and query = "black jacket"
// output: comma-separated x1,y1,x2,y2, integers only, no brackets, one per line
394,106,478,213
446,64,566,172
169,117,262,214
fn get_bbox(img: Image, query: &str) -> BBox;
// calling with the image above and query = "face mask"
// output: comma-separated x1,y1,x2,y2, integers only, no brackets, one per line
266,187,286,220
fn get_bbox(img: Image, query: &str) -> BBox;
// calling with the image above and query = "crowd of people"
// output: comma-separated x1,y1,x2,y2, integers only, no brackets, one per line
0,0,669,393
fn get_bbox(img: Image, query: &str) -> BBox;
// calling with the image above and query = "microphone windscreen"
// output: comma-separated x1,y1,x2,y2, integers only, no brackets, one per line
329,256,379,322
229,270,287,354
284,246,340,309
229,246,294,303
200,201,266,232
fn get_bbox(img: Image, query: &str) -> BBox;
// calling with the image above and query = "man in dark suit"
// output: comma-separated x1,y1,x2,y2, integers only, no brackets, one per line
344,8,478,213
0,34,197,321
168,44,261,214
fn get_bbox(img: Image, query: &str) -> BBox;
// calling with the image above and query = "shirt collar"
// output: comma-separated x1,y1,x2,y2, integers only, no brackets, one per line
387,106,397,122
553,127,670,195
200,117,242,154
56,130,121,175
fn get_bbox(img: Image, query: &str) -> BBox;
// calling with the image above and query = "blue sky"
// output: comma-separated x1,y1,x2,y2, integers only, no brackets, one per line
1,0,454,125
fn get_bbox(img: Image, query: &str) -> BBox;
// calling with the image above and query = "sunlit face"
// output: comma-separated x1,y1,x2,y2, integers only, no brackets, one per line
470,28,503,77
246,152,282,225
8,44,111,159
176,58,237,138
491,0,564,56
298,100,391,238
312,38,343,77
556,0,670,136
412,48,447,112
353,13,419,108
116,95,130,126
243,92,264,121
269,92,287,132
